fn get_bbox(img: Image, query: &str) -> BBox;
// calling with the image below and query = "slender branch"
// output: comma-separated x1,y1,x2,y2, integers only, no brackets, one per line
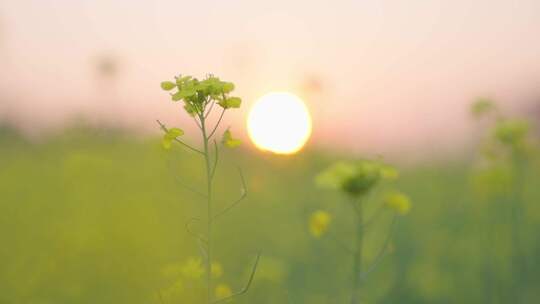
212,168,247,222
361,203,385,229
156,120,204,155
185,217,209,259
208,108,226,139
350,200,362,218
193,116,203,130
205,101,216,118
210,140,219,181
199,113,214,304
211,252,261,304
359,215,397,280
350,198,364,304
166,157,207,198
186,217,208,244
327,232,355,254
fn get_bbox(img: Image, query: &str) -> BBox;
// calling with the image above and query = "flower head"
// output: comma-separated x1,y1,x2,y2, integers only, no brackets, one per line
211,262,224,279
385,192,411,215
181,257,205,279
494,119,529,147
215,283,233,299
161,74,241,117
309,210,331,238
316,160,395,197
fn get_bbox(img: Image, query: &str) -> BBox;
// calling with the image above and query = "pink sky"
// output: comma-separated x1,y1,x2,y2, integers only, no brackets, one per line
1,0,539,160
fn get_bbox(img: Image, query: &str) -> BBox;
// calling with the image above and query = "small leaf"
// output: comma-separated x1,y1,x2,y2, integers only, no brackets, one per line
222,129,241,148
226,97,241,108
171,92,182,101
162,138,173,150
166,128,184,139
184,103,197,116
176,75,192,85
471,98,495,118
218,97,242,109
222,82,235,93
179,87,197,98
162,127,184,149
226,139,241,148
161,81,176,91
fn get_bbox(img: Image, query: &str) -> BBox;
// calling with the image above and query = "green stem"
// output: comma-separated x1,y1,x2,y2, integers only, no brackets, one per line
351,199,364,304
510,153,527,301
200,114,213,304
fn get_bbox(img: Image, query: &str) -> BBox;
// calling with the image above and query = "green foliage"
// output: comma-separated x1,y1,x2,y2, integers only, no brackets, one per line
158,74,255,304
162,127,184,149
1,129,540,303
384,191,411,215
222,129,241,148
471,163,514,199
471,100,535,199
471,98,496,118
161,81,176,91
493,119,529,147
218,97,242,109
315,160,398,197
160,74,241,117
309,210,331,238
313,157,412,303
469,99,539,303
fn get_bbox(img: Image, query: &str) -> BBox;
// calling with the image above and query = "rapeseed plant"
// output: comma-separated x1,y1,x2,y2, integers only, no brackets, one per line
470,98,538,302
158,74,260,304
313,159,411,304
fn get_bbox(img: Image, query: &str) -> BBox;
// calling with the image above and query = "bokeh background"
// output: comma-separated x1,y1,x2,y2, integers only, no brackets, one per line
1,0,540,303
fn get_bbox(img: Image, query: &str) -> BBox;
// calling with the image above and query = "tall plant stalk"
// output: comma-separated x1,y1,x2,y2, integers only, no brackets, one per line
313,160,411,304
470,98,534,302
158,74,260,304
350,200,364,304
200,114,213,304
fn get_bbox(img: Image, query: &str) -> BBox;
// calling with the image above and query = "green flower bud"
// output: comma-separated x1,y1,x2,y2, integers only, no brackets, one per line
222,129,241,148
161,81,176,91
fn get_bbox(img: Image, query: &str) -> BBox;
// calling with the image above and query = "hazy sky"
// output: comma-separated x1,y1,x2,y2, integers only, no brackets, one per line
1,0,540,159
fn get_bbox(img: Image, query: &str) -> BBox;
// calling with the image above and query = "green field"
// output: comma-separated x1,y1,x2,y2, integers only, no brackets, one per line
1,125,539,304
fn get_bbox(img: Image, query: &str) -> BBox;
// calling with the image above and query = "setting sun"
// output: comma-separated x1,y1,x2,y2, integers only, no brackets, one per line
247,92,312,154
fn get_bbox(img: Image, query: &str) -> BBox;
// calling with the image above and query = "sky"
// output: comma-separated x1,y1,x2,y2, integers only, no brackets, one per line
1,0,540,159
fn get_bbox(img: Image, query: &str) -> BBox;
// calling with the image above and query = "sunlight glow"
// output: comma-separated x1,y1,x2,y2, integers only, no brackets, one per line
247,92,312,154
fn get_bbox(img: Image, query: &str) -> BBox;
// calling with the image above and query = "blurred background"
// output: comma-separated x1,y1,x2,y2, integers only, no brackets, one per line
1,0,540,303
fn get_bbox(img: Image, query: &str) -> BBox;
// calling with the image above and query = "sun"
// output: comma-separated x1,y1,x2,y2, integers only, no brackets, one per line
247,92,312,154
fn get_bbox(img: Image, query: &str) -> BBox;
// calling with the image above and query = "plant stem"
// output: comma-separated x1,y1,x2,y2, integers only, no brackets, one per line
510,153,527,302
351,199,364,304
200,114,213,304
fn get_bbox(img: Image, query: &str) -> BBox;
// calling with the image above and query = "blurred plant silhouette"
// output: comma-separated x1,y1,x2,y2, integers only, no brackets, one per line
313,159,411,304
470,98,538,302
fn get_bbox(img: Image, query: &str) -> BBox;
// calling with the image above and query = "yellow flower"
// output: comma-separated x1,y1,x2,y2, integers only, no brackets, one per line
385,192,411,215
161,279,184,299
215,283,232,299
380,165,399,180
309,210,331,238
211,262,224,279
181,257,205,279
160,262,183,278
